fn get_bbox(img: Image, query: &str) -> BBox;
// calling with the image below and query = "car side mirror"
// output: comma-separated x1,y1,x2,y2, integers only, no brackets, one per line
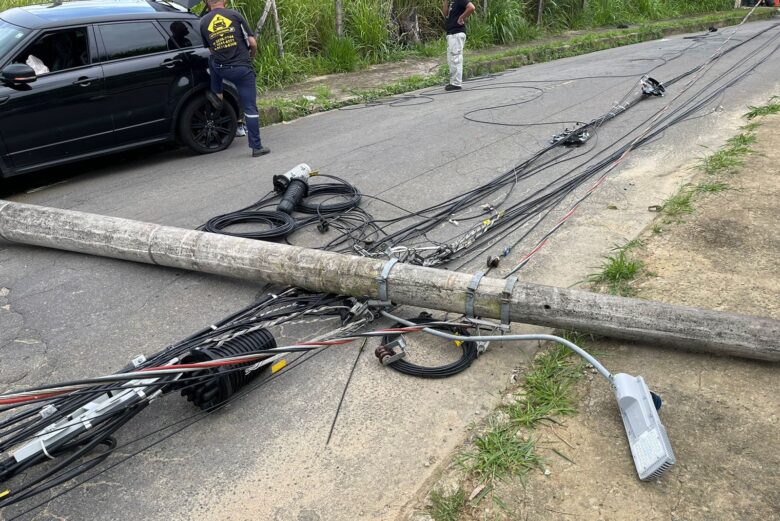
1,63,37,85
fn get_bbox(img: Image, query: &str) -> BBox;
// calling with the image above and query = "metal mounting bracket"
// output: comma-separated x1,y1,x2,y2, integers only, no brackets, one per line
376,257,399,303
381,337,407,365
501,276,518,328
465,271,485,318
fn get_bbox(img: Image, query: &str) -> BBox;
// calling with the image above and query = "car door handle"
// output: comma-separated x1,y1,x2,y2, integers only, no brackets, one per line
72,76,94,87
161,58,183,68
0,96,8,106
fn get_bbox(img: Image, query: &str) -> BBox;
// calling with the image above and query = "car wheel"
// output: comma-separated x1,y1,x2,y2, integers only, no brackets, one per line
178,95,237,154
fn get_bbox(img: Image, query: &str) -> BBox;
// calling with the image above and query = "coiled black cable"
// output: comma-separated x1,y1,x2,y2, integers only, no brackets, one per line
202,210,296,240
297,182,362,214
379,316,478,378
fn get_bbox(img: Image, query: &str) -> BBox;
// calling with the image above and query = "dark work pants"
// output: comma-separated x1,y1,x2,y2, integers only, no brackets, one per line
209,60,262,150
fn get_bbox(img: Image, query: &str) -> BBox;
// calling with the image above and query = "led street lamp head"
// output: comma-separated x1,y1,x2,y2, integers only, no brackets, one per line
612,373,676,481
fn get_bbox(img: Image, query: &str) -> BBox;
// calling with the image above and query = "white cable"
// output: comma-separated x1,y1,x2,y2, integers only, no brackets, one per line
380,310,613,382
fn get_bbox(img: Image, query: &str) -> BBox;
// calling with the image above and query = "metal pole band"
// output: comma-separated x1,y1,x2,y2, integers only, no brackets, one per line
377,258,399,302
465,271,485,318
501,276,519,326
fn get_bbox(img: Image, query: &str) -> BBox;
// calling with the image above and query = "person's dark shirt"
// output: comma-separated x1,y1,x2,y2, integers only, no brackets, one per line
200,8,254,66
445,0,469,35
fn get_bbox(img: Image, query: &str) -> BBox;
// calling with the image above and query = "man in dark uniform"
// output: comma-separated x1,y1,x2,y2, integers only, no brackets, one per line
200,0,270,157
442,0,475,91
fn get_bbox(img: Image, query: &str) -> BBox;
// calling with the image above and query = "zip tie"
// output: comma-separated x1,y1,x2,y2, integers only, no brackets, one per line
465,271,485,318
501,276,518,328
376,258,399,303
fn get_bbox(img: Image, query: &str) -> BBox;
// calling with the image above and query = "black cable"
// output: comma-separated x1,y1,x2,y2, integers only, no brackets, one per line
380,316,478,378
4,22,778,514
202,210,296,240
297,178,362,215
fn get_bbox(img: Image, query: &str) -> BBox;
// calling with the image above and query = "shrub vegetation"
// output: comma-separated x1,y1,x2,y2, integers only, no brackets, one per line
0,0,736,90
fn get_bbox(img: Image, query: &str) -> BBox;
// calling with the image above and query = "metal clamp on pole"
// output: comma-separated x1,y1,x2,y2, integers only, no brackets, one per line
465,271,485,318
375,257,399,305
501,276,518,329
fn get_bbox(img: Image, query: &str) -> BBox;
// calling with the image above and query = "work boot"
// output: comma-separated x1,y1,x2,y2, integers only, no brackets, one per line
205,90,223,110
252,146,271,157
445,84,462,91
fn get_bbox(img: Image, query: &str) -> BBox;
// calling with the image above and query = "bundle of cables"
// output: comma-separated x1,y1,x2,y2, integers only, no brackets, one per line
199,22,779,271
376,314,479,378
201,174,363,242
0,290,368,508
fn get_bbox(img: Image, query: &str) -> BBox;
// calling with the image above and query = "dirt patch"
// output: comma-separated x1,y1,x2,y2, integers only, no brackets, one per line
404,114,780,520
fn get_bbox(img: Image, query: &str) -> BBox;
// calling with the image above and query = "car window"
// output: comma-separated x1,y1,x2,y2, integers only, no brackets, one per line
12,28,89,75
163,20,203,50
99,22,167,60
0,20,30,59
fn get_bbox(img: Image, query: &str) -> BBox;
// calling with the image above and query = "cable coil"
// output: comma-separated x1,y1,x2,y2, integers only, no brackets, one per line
377,316,478,378
202,210,296,240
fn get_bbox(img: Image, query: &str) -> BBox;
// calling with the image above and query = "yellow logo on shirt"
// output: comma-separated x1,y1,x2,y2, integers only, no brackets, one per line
208,14,232,34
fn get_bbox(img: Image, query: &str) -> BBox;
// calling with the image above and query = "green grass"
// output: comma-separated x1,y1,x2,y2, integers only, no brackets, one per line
698,128,759,175
726,132,757,149
321,36,360,73
662,189,695,217
505,343,584,427
745,97,780,119
256,9,773,118
457,339,586,483
414,37,447,57
428,487,466,521
258,69,448,122
587,249,644,296
699,148,747,174
741,121,762,132
313,84,332,99
697,181,729,193
464,9,774,77
622,238,646,250
457,418,542,483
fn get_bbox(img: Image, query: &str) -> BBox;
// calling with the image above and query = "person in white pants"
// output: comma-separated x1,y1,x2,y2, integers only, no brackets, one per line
442,0,476,91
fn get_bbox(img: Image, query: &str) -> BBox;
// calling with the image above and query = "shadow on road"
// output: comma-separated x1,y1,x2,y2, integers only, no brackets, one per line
0,143,182,198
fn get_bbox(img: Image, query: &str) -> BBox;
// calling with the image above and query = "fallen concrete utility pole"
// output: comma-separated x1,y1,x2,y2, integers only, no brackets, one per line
1,199,778,361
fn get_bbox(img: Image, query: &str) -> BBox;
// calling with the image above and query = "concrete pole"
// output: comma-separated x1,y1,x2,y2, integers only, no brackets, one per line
1,199,778,361
335,0,344,38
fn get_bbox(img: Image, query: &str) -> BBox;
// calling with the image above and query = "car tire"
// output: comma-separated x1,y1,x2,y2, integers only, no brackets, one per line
178,95,238,154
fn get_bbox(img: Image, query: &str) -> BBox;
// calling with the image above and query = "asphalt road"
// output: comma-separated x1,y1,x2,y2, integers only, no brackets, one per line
1,20,779,520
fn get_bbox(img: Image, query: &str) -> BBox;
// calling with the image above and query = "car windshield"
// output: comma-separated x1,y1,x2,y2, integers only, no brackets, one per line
0,19,30,59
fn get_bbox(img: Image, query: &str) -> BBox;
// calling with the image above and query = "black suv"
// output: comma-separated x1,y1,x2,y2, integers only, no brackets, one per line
0,0,240,179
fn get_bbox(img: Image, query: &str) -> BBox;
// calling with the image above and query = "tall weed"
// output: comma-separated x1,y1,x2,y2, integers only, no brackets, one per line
346,0,394,61
322,35,360,72
485,0,539,44
253,41,315,90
